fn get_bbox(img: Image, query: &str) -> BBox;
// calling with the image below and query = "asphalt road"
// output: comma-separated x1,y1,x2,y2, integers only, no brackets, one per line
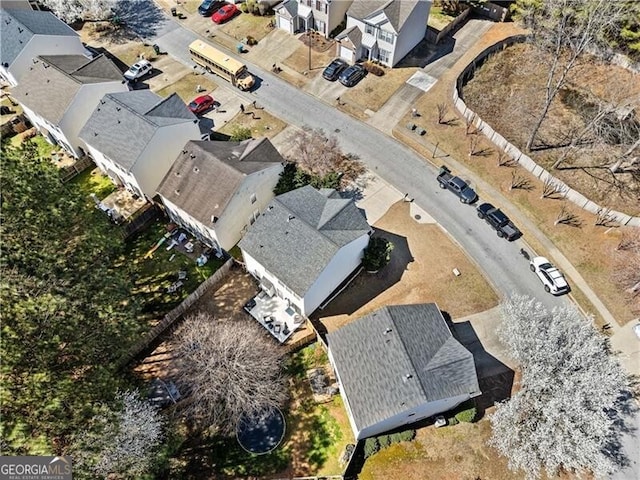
122,5,637,477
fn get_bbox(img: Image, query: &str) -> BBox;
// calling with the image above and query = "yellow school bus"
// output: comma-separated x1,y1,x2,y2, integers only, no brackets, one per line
188,40,255,91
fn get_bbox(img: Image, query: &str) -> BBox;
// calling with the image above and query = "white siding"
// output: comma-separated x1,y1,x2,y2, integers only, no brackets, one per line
131,121,201,199
277,15,292,33
85,143,145,196
213,164,283,251
301,232,369,315
389,0,431,66
58,81,128,158
20,103,76,155
242,250,305,313
326,0,352,35
161,195,222,249
6,35,87,87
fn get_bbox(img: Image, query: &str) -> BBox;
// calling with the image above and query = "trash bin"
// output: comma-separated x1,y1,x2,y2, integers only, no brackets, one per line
236,43,244,54
171,7,177,16
153,44,160,55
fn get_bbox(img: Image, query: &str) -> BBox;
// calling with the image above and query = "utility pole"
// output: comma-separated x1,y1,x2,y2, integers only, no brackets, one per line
307,28,312,72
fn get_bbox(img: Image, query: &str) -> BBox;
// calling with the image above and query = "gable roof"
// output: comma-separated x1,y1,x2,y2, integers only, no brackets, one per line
327,304,480,433
238,185,370,297
11,54,122,124
275,0,297,18
347,0,420,32
79,91,197,171
0,8,78,67
157,138,285,224
335,25,362,49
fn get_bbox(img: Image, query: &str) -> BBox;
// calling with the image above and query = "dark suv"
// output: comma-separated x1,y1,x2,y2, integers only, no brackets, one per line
198,0,224,16
339,64,367,87
322,58,348,81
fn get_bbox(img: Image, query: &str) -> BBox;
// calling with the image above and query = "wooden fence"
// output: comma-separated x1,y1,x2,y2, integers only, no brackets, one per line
435,7,471,44
116,258,235,369
120,203,161,241
59,156,94,183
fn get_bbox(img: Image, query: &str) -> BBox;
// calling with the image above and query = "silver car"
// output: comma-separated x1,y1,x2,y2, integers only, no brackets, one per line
123,59,153,82
529,256,570,295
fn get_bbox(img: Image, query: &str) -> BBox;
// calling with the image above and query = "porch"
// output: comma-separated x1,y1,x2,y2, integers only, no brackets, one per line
98,188,147,221
244,290,308,344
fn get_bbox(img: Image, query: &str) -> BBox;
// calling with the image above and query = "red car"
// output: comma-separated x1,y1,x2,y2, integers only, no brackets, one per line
211,3,237,24
188,95,215,114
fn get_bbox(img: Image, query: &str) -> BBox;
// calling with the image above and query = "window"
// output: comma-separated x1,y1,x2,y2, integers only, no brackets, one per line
315,19,326,35
378,48,391,64
324,2,327,13
315,0,321,10
378,29,394,44
364,23,375,35
250,193,257,204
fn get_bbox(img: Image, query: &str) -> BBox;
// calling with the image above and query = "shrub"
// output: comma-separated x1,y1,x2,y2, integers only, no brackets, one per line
363,437,379,458
455,407,477,423
240,2,248,13
396,429,416,442
362,237,394,272
377,434,391,448
245,35,258,46
229,125,252,142
364,61,385,76
447,416,459,426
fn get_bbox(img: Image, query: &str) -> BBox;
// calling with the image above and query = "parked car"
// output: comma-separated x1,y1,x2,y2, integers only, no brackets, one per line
436,165,478,204
212,3,238,23
123,59,153,82
198,0,225,16
476,202,522,241
529,256,570,295
188,94,215,114
339,64,367,87
322,58,348,81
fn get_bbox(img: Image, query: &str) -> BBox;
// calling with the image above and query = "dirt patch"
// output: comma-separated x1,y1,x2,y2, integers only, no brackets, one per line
300,31,335,53
462,42,640,215
318,202,498,332
393,22,637,324
283,42,337,78
156,71,219,102
220,12,275,43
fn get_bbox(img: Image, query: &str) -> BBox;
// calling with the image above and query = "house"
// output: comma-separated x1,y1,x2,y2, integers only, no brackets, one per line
336,0,432,67
79,90,201,199
11,54,127,158
275,0,353,37
239,185,371,339
157,138,285,254
327,304,481,440
0,8,89,86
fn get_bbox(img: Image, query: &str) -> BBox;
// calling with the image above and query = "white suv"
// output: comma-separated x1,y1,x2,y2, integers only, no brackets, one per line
529,256,570,295
123,59,153,82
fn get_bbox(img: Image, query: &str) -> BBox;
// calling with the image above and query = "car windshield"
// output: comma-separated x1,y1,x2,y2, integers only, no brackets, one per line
217,7,226,13
188,101,198,109
130,65,140,72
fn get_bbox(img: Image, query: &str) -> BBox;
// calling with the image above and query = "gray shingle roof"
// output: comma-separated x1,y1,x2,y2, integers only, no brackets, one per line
79,91,197,171
275,0,297,18
347,0,420,32
327,304,480,433
335,25,362,48
157,138,284,225
0,8,78,67
11,54,120,124
238,185,370,297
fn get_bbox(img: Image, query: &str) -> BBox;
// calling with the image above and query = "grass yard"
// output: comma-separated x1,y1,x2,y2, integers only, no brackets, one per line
359,420,521,480
218,109,287,139
220,12,274,43
71,167,116,200
17,134,56,158
427,5,460,31
283,42,337,78
156,72,219,103
341,65,417,114
121,219,222,320
319,202,498,332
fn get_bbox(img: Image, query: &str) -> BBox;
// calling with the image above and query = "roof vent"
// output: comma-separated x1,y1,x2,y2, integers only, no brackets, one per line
116,107,121,112
211,215,218,224
402,374,413,383
175,171,181,177
287,215,295,222
175,189,180,195
182,150,187,155
267,205,273,211
193,166,199,173
383,328,392,335
190,154,196,159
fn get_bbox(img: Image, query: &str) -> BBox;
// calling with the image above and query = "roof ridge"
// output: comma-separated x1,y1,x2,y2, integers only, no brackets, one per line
37,55,82,86
317,196,350,230
107,92,160,127
275,192,341,248
145,92,189,120
239,137,263,160
388,307,423,387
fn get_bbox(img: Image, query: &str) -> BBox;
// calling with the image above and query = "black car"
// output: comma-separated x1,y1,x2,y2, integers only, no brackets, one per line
339,64,367,87
198,0,224,16
322,58,348,81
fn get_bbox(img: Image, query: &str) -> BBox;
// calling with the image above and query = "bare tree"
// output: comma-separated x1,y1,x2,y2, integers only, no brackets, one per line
541,176,567,199
465,113,477,135
595,207,618,227
510,171,533,190
74,390,164,479
490,295,631,479
612,227,640,310
40,0,120,22
468,135,480,157
288,128,366,186
554,204,582,227
174,313,287,433
437,103,449,124
515,0,627,151
497,150,517,167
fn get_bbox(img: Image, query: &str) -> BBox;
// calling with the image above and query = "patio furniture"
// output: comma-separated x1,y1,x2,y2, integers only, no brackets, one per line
273,324,281,334
196,254,208,266
282,325,290,336
184,241,194,253
178,270,187,280
293,314,304,324
166,239,178,251
177,232,187,243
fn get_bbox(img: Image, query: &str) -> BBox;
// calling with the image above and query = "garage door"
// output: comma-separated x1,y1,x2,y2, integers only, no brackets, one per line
339,46,353,63
278,16,291,33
